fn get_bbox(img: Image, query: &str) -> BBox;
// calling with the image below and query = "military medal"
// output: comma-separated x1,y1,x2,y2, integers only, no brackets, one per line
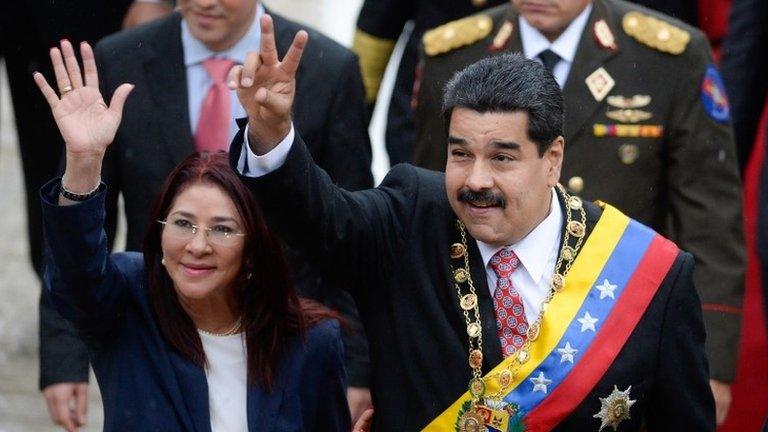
585,67,615,102
618,144,640,165
593,385,636,431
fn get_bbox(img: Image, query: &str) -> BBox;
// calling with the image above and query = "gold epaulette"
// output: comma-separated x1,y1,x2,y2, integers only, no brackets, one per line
622,11,690,55
352,29,397,103
423,15,493,57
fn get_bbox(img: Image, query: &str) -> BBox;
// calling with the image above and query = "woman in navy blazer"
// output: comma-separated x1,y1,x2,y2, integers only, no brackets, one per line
35,39,351,431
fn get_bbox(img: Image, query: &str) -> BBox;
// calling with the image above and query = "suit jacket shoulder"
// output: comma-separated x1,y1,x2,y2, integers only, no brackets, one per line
95,12,181,62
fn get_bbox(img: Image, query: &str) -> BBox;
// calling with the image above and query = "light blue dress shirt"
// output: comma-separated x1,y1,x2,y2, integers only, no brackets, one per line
519,4,593,88
181,3,264,142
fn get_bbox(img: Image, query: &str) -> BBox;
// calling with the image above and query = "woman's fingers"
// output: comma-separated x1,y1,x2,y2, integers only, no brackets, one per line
60,40,84,89
50,47,72,95
33,72,60,107
80,42,99,88
107,83,135,118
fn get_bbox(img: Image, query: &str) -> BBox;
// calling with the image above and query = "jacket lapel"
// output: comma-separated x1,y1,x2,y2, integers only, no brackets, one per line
142,12,195,166
168,350,212,432
561,0,620,143
246,382,285,431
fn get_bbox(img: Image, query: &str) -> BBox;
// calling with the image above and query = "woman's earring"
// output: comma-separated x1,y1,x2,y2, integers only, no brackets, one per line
246,272,253,280
161,257,166,266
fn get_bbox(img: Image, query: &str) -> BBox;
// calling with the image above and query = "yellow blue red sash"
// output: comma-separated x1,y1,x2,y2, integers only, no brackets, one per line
424,204,678,431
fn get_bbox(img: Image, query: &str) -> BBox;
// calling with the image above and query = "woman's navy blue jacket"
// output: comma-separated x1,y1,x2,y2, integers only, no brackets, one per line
41,179,350,431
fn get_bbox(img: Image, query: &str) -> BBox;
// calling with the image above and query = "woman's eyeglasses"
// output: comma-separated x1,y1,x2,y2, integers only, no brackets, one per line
157,219,245,246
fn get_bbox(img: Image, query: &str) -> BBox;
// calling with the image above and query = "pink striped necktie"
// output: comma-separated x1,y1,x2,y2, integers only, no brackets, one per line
489,248,529,357
195,58,235,152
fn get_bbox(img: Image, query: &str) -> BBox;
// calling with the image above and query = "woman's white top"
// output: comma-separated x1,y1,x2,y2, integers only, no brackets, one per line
199,331,248,432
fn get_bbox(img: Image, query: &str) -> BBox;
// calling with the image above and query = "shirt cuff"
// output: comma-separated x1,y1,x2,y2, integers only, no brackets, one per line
237,124,295,177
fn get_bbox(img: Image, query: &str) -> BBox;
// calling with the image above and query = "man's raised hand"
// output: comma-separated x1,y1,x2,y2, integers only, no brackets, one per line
228,14,307,154
33,40,133,160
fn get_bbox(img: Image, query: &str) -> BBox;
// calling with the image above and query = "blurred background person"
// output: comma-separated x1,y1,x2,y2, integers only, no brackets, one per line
92,0,374,424
33,39,350,430
412,0,745,425
0,1,172,430
352,0,505,166
720,0,768,429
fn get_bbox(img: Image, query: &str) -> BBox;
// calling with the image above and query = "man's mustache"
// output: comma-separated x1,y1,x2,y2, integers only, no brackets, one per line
458,188,507,208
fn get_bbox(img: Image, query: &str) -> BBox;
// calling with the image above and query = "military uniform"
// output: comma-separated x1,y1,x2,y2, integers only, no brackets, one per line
414,0,745,381
352,0,504,164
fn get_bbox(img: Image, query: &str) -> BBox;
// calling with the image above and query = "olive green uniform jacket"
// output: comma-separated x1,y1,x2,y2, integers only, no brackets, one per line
413,0,745,381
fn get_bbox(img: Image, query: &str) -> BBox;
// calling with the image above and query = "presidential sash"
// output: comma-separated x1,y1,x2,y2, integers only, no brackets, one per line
424,204,678,432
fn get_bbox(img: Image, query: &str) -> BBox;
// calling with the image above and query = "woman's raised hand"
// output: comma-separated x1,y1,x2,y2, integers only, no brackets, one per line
33,40,134,160
228,14,307,154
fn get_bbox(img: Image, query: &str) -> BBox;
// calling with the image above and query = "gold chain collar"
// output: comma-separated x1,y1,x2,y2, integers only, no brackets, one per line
449,184,587,410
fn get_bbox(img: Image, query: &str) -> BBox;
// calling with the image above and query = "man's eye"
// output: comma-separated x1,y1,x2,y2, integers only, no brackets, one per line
452,150,468,158
493,154,513,162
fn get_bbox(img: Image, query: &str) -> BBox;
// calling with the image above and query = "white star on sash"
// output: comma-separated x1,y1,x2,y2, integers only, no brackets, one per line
577,312,599,332
557,341,578,363
530,371,552,394
595,279,617,299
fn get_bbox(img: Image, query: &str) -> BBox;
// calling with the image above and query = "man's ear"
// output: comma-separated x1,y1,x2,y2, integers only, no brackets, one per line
545,136,564,187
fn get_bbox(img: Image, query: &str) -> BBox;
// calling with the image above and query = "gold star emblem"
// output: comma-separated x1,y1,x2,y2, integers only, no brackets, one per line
593,385,636,431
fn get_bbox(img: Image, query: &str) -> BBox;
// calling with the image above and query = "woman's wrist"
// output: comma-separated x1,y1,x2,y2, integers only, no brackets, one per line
63,153,103,193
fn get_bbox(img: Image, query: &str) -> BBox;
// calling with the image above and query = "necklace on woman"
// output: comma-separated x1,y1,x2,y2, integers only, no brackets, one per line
198,317,243,337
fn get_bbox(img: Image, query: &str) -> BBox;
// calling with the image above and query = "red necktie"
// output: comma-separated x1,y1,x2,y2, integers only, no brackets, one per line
490,248,529,357
195,58,235,152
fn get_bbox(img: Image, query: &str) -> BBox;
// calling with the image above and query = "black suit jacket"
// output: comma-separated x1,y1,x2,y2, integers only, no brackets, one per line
89,12,373,385
230,130,714,431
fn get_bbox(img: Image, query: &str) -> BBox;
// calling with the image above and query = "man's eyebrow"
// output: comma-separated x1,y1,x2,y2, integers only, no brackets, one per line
491,140,521,151
448,136,467,145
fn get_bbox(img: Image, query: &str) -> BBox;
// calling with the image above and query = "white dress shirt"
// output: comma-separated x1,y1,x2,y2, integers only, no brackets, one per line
239,127,564,326
476,188,562,324
519,4,593,88
181,3,264,141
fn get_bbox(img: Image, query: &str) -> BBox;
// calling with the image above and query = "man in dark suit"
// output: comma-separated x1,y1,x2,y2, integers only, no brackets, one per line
352,0,505,165
0,1,159,430
227,21,714,429
412,0,744,424
87,0,374,421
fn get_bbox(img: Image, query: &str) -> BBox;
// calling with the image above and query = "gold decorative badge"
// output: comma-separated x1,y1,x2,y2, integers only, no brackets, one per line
606,109,653,123
423,15,493,56
585,67,615,102
607,94,651,109
593,385,636,431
